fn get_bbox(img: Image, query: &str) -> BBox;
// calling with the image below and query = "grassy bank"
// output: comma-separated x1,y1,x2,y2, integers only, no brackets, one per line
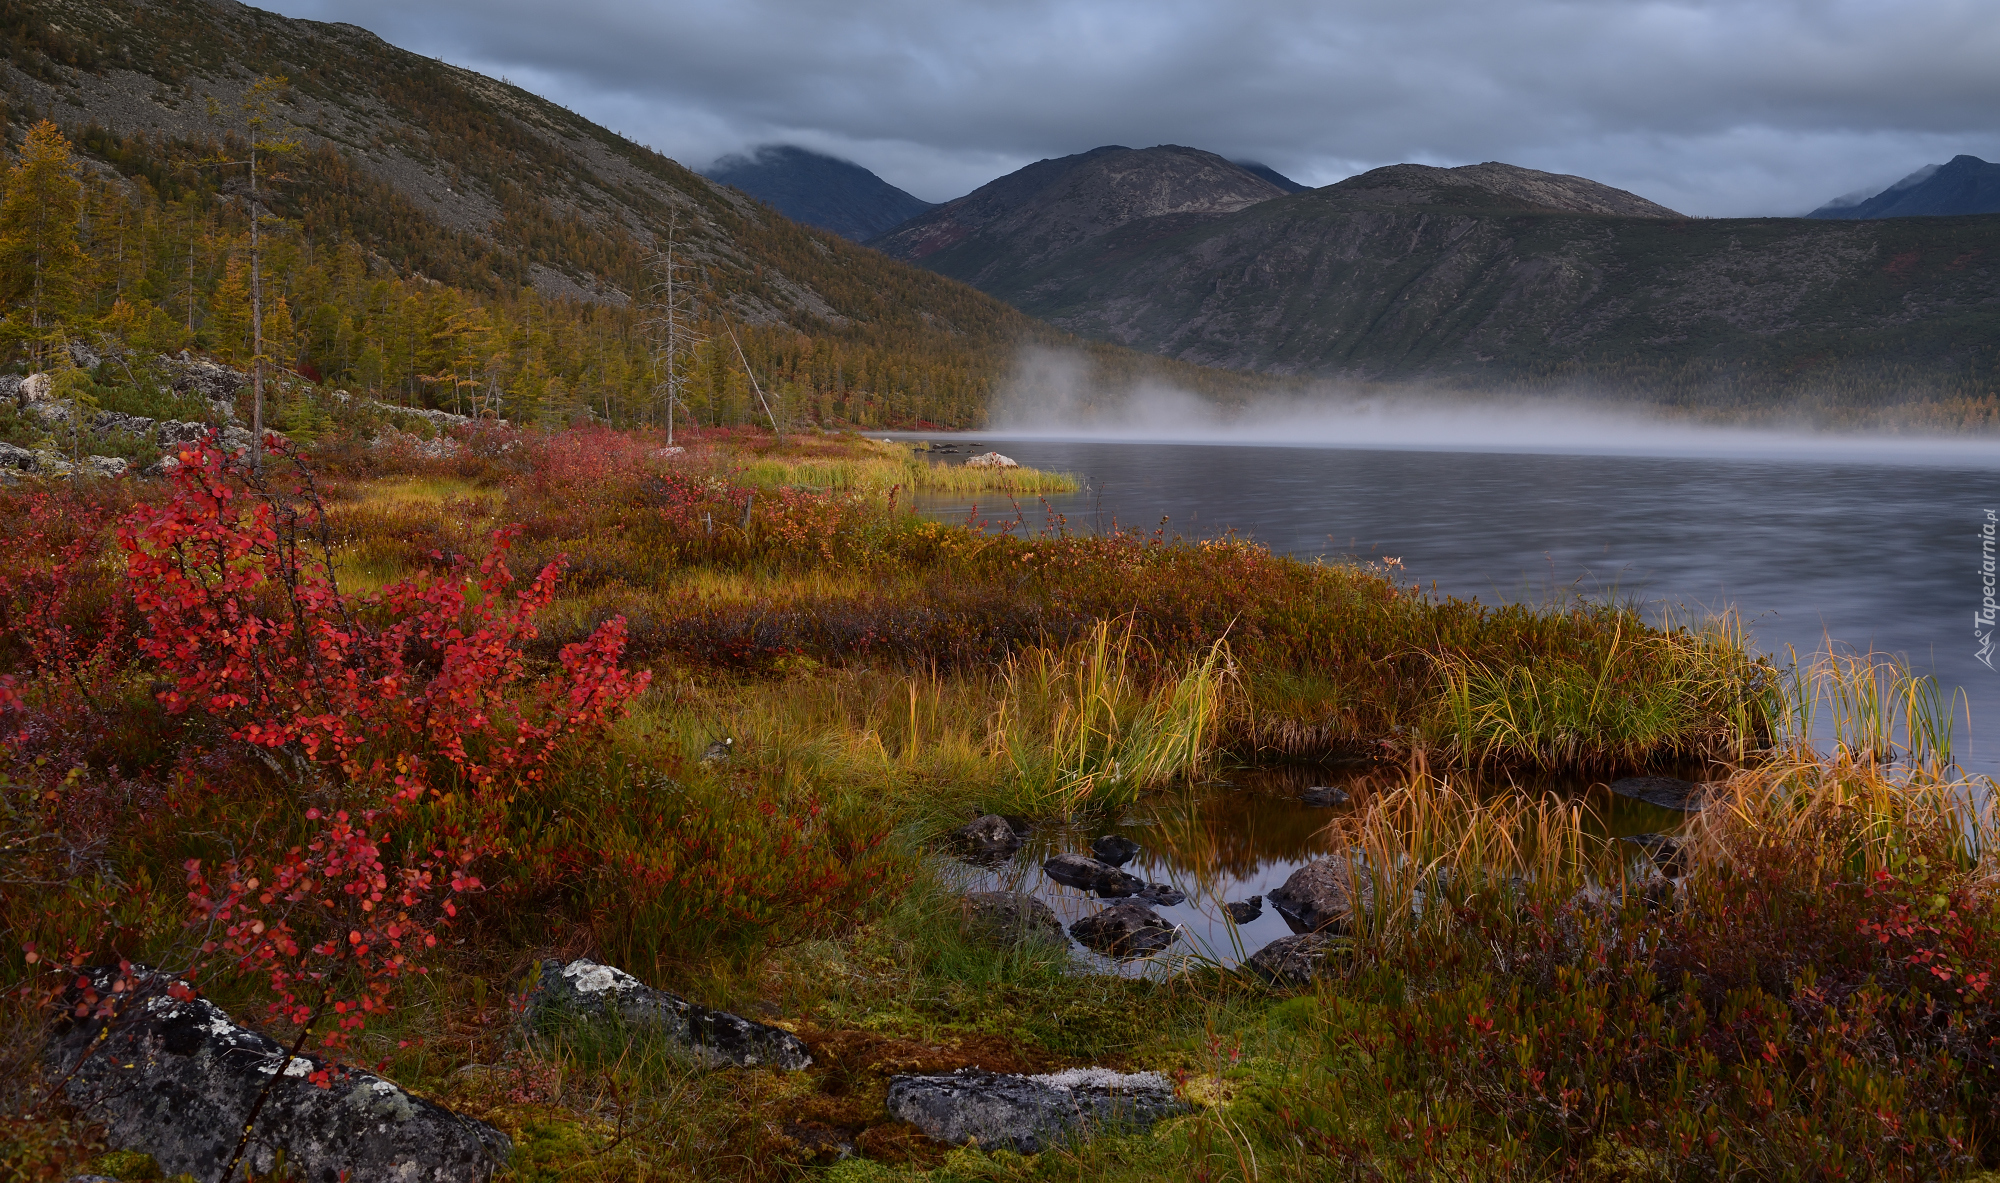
7,426,1990,1182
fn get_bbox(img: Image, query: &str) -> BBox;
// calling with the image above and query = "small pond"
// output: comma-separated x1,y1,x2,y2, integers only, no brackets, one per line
941,765,1691,973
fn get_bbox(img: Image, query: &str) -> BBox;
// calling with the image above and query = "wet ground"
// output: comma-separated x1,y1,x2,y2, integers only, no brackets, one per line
942,764,1692,973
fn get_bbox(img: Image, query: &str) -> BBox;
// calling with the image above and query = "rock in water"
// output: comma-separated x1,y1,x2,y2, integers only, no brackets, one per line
962,891,1064,945
1245,934,1343,986
1298,785,1351,807
952,814,1025,864
1042,853,1143,897
1135,883,1186,907
886,1067,1187,1153
1089,834,1142,866
524,959,810,1070
1608,775,1706,810
47,967,510,1182
1069,901,1177,958
1223,896,1263,923
963,452,1020,469
1268,858,1374,934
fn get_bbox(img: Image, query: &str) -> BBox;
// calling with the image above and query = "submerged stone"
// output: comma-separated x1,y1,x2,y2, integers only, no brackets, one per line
1089,834,1142,866
1043,853,1143,896
47,967,510,1182
1135,883,1186,907
1069,901,1178,958
1608,775,1708,810
1223,896,1264,923
1268,857,1374,934
962,891,1064,945
524,958,810,1070
1299,785,1351,807
886,1067,1187,1153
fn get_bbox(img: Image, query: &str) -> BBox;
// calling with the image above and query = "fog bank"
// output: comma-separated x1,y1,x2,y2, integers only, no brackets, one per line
984,349,2000,469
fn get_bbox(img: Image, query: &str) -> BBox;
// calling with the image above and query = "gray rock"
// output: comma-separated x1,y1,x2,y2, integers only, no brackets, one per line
523,958,809,1070
30,450,75,477
0,373,21,402
153,419,213,447
141,454,183,479
1069,901,1177,958
1608,776,1707,811
885,1067,1187,1153
1223,896,1263,923
0,441,33,472
1245,933,1343,986
1089,834,1141,866
952,814,1024,864
962,891,1063,945
47,967,510,1182
1042,853,1142,897
1268,857,1374,934
19,372,51,403
67,341,101,371
84,455,129,478
1299,785,1351,807
1134,883,1186,907
165,352,248,401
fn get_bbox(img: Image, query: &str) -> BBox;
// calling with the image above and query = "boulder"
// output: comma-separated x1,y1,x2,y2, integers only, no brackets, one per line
47,967,510,1182
951,814,1024,864
1042,853,1142,897
1069,901,1177,958
1134,883,1186,907
885,1067,1186,1153
1223,896,1263,924
523,958,810,1070
164,352,248,401
30,450,75,477
1268,857,1374,934
1608,776,1707,811
0,441,33,472
1088,834,1141,867
1245,934,1343,986
66,340,101,371
84,455,129,478
963,452,1019,469
962,891,1063,945
1299,785,1351,807
19,372,51,403
0,374,20,402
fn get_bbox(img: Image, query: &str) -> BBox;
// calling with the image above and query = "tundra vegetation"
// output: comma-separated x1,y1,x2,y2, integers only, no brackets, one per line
3,418,1996,1183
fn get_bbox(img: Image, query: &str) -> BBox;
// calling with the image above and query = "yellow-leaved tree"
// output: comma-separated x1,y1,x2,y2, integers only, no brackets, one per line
0,122,87,365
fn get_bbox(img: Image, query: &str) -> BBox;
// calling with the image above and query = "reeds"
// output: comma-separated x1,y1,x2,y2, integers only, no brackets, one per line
993,619,1235,814
733,449,1079,495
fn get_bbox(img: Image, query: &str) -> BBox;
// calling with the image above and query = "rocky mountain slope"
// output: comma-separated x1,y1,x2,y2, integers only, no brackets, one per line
1809,155,2000,220
868,145,1288,291
703,145,934,242
894,156,2000,406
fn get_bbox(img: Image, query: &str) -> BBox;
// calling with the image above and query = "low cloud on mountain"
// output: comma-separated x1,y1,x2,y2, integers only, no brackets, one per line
270,0,2000,217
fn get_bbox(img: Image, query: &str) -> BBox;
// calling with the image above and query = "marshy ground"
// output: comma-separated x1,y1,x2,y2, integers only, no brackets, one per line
4,428,1996,1182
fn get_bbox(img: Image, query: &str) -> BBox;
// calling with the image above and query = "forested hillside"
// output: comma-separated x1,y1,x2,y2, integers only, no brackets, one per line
0,0,1270,429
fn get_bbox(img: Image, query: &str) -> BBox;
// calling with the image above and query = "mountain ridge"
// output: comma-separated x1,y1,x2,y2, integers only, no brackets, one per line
703,145,934,242
1808,155,2000,220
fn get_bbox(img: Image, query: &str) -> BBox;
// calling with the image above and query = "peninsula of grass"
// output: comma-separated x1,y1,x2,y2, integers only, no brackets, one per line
5,426,1995,1183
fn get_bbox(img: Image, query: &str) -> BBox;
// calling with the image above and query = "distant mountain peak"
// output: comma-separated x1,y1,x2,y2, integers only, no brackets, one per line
869,145,1289,282
1233,162,1309,193
1808,156,2000,220
704,145,933,242
1325,162,1683,218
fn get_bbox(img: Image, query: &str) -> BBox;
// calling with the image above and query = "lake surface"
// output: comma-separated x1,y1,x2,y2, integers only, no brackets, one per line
910,437,2000,776
903,434,2000,971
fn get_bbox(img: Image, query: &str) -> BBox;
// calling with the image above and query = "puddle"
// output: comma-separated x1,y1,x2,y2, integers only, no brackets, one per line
943,764,1697,975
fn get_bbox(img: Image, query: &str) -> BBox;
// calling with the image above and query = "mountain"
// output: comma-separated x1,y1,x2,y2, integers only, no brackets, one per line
703,144,934,242
868,145,1288,291
1234,161,1308,193
945,160,2000,405
1808,156,2000,219
0,0,1278,426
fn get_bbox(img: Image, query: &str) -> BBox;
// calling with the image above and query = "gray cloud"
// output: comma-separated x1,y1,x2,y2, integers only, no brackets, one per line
268,0,2000,215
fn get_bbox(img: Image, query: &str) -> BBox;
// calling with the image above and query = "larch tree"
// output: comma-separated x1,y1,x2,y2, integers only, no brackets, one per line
0,121,88,364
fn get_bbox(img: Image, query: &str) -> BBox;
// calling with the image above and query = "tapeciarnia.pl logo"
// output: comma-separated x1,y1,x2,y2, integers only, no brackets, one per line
1979,509,1997,671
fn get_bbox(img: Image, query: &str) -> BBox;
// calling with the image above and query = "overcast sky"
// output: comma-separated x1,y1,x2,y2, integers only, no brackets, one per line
267,0,2000,216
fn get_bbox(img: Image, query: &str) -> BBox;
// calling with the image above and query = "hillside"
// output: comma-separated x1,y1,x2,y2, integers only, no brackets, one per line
0,0,1276,428
1809,155,2000,220
909,159,2000,412
703,145,934,242
869,145,1287,291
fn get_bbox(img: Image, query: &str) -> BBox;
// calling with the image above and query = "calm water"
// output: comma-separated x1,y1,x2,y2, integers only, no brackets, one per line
905,435,2000,968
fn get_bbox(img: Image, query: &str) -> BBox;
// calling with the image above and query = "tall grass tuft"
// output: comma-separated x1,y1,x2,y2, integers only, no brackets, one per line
993,620,1235,815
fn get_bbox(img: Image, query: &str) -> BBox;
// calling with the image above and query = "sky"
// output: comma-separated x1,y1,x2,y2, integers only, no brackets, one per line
266,0,2000,217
